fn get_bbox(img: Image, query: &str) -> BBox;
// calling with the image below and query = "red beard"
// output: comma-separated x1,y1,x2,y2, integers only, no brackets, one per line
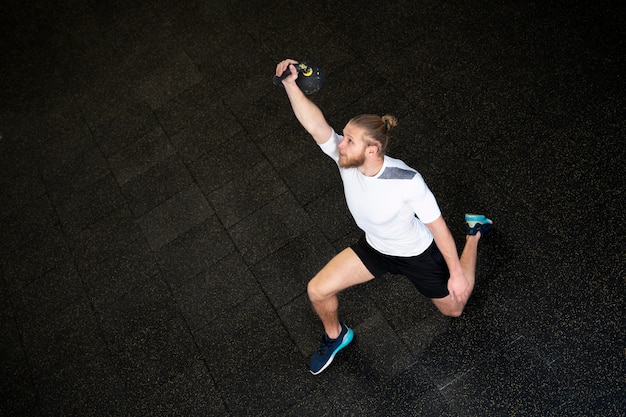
338,152,365,168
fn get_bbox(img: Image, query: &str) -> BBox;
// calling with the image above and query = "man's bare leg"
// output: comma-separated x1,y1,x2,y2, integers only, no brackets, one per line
459,232,481,292
307,247,374,338
432,232,482,317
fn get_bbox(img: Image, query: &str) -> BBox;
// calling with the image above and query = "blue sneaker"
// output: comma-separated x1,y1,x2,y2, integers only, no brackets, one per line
465,213,493,236
310,323,354,375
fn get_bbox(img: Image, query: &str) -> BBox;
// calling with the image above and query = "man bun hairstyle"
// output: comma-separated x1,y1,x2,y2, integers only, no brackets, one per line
348,114,397,155
381,114,398,133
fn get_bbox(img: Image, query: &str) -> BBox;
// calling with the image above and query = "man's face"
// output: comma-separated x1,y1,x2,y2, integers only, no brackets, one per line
338,124,367,168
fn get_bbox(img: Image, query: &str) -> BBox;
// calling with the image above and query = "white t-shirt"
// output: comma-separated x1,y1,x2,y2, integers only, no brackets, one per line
320,130,441,257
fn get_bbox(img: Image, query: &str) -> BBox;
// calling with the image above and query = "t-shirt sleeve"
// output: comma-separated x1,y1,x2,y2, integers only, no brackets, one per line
409,173,441,223
318,129,341,164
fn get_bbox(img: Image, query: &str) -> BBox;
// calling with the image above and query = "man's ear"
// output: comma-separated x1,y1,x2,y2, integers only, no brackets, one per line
367,144,379,155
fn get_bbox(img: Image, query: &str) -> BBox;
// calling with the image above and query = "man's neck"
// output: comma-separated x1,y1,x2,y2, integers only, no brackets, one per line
359,157,384,177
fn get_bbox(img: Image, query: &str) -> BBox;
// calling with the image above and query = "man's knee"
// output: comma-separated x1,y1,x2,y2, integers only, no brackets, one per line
433,298,465,317
307,277,327,302
307,272,341,303
441,307,464,318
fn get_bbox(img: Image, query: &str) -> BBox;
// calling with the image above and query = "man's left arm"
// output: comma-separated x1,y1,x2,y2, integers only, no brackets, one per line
425,215,469,302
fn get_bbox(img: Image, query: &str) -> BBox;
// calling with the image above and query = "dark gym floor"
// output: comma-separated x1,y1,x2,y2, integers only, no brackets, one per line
1,0,624,415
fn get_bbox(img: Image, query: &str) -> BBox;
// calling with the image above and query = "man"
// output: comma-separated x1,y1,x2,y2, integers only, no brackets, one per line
275,59,492,375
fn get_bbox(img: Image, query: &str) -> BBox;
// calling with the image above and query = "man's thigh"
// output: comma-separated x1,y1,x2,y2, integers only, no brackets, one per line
310,247,375,296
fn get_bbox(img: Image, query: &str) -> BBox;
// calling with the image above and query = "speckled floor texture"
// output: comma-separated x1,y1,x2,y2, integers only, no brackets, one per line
1,0,624,416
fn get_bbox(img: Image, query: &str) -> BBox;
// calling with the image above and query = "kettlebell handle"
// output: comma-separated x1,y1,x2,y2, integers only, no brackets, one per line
272,62,314,86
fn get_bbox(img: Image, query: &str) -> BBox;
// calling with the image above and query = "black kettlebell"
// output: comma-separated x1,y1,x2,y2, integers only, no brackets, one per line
273,62,325,95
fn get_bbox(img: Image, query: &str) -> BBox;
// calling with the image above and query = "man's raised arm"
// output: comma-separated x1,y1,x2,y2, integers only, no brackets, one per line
276,59,333,144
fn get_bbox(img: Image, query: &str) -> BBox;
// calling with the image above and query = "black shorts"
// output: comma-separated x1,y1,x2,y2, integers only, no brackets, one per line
350,235,450,299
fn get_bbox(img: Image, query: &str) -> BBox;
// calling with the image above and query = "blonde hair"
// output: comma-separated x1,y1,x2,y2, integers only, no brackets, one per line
347,114,397,155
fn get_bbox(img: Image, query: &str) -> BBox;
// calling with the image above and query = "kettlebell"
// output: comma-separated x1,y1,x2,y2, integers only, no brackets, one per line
273,62,325,95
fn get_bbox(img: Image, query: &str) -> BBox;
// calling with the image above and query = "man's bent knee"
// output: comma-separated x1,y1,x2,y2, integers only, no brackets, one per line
432,297,465,317
307,248,373,303
306,279,319,302
441,307,464,318
307,277,333,303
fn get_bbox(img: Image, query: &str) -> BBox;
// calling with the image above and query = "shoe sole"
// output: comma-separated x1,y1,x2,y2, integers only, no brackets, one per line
310,328,354,375
465,214,493,236
465,214,492,226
